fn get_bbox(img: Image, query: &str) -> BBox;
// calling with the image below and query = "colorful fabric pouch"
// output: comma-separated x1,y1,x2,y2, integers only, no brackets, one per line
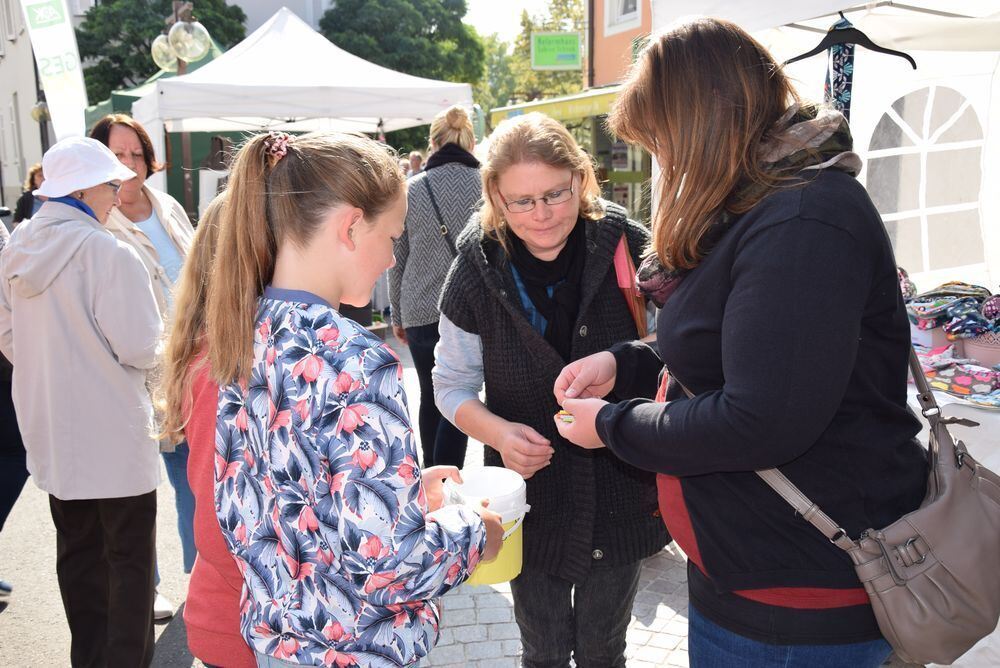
925,363,999,396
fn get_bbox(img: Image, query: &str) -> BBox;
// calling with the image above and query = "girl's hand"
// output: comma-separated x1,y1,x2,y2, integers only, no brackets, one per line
553,351,617,404
421,465,462,512
553,398,608,449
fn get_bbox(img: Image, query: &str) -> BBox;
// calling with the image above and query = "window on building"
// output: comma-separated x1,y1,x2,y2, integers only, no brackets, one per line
865,86,986,280
2,0,17,41
605,0,641,37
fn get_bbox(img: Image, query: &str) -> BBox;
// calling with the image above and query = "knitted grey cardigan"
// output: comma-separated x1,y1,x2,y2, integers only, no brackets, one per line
438,202,669,584
389,162,481,329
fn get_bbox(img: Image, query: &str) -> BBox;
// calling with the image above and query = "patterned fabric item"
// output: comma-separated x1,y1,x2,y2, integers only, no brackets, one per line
944,299,992,339
215,290,486,666
636,104,860,307
898,267,917,301
982,296,1000,322
824,17,855,120
925,363,998,397
965,390,1000,409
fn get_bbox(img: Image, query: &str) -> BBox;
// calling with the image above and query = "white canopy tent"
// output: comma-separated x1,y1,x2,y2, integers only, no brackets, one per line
133,7,472,190
649,1,1000,292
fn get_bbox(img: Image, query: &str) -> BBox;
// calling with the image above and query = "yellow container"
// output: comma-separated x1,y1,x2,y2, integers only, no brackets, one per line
448,467,530,586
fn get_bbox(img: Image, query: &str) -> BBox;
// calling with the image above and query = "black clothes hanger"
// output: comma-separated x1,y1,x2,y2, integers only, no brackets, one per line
785,12,917,69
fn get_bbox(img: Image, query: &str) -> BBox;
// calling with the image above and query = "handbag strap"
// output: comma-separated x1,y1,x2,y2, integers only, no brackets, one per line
672,344,945,553
613,235,648,338
422,176,457,258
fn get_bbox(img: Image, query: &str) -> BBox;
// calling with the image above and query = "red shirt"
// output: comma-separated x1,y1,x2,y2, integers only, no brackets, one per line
182,358,256,668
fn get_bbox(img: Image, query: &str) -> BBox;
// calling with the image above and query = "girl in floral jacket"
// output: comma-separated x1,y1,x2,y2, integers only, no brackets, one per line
203,131,503,667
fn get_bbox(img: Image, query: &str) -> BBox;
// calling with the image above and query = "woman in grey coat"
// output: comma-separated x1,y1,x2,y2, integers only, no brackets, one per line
389,105,480,467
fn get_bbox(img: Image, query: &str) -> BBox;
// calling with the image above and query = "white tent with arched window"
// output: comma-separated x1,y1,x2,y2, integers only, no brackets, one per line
650,1,1000,291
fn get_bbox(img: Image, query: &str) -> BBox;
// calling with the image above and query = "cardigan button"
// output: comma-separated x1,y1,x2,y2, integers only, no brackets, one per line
592,549,604,560
579,325,588,337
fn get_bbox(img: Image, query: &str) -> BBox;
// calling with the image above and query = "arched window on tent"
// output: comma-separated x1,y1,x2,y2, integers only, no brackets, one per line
864,86,986,283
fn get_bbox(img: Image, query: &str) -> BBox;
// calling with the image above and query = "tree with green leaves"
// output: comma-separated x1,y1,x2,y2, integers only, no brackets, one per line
473,33,518,116
319,0,485,152
77,0,246,104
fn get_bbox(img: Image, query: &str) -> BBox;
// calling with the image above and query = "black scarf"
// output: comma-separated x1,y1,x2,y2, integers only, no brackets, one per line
424,142,480,171
506,218,587,361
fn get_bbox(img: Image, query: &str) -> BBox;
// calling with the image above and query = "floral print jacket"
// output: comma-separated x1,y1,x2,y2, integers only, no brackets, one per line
215,288,486,666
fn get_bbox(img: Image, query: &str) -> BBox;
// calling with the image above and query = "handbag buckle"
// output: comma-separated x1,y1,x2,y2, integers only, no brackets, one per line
897,537,928,567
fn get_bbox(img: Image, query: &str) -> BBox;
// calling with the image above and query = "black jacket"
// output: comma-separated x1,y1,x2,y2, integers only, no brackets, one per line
439,201,668,584
597,170,928,643
13,191,35,224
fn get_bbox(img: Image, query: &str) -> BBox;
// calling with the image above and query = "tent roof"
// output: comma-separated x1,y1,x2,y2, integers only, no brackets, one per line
132,7,472,133
650,1,1000,51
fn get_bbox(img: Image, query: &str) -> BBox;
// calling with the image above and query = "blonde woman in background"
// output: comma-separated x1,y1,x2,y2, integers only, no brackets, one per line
389,105,480,467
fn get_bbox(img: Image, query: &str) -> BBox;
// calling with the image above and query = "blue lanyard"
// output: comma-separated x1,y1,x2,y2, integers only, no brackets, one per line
48,195,97,221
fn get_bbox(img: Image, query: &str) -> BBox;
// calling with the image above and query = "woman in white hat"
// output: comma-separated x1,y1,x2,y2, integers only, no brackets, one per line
0,136,163,667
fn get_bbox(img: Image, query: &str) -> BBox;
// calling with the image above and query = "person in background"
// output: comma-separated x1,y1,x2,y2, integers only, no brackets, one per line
0,137,162,667
90,113,196,619
554,19,927,667
389,105,478,468
407,149,424,177
0,222,27,600
157,194,255,668
433,113,667,667
205,130,502,666
13,163,44,225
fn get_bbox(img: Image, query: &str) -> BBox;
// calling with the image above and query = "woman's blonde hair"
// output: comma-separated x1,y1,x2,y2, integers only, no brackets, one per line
429,105,475,153
206,132,405,384
157,193,226,443
23,163,42,191
479,113,603,253
609,18,800,272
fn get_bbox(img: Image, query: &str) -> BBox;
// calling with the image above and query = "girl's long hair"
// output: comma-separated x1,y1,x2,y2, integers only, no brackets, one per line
608,18,800,271
157,193,226,443
206,132,404,385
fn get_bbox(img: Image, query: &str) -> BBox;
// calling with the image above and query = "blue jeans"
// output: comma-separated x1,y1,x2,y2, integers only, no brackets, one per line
688,604,893,667
161,442,196,573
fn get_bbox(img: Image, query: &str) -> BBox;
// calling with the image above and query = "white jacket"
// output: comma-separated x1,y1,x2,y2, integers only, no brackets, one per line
105,184,194,318
0,201,163,500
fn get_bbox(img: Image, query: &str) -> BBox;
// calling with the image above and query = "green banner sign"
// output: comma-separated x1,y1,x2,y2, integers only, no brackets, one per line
531,32,582,71
25,0,66,29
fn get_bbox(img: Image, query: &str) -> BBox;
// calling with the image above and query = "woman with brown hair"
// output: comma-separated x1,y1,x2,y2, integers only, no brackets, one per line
90,113,196,617
433,112,667,666
157,194,255,668
554,18,927,666
389,105,479,468
13,163,44,224
204,131,501,666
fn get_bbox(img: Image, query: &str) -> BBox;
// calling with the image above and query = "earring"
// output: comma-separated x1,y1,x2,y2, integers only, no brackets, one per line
77,192,85,200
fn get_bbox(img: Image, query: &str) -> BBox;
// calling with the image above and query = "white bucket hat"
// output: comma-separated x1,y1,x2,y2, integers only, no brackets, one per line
34,136,137,198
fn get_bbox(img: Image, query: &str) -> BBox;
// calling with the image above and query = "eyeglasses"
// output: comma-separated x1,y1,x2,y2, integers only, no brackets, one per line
501,181,575,214
105,182,122,194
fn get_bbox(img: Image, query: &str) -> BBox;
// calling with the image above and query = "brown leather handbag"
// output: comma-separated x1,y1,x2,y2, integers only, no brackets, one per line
750,348,1000,664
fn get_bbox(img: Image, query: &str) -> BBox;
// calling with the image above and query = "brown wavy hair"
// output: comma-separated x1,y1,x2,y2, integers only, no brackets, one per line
206,132,404,384
89,113,163,177
608,18,799,271
479,112,603,253
157,193,226,443
23,163,42,191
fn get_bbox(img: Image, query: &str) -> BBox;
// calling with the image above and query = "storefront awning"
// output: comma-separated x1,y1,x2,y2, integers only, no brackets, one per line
490,85,623,126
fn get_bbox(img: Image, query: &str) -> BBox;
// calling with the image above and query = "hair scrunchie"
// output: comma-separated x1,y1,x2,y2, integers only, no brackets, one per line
263,131,291,168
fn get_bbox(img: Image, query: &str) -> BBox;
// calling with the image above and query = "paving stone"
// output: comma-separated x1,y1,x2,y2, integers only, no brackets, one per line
436,628,454,647
626,628,652,646
634,590,665,607
666,648,690,667
489,622,521,641
477,657,518,668
644,577,679,594
477,606,513,624
631,661,659,668
475,594,512,608
453,624,488,643
649,632,683,650
445,611,477,627
466,641,504,660
664,619,689,637
502,639,522,656
427,643,466,665
635,645,672,663
442,594,475,609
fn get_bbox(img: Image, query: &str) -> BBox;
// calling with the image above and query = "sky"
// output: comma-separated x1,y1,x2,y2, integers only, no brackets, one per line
463,0,549,45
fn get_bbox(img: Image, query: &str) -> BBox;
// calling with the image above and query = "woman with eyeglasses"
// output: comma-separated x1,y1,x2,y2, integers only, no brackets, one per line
0,137,163,666
433,112,668,667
